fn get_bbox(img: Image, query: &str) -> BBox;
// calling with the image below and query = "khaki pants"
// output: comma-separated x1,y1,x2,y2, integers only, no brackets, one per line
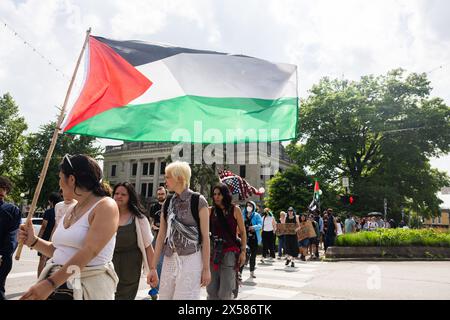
159,250,203,300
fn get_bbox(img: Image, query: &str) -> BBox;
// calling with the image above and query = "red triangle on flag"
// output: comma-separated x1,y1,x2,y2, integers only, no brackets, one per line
64,36,152,132
314,180,320,192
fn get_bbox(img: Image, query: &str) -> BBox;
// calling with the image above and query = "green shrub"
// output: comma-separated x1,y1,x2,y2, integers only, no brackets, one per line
335,228,450,247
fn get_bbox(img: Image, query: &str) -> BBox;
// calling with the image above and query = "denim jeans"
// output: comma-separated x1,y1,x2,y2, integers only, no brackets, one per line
152,237,164,292
277,235,286,257
0,254,13,300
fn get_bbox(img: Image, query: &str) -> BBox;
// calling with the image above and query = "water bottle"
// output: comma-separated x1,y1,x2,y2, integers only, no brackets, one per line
148,288,158,300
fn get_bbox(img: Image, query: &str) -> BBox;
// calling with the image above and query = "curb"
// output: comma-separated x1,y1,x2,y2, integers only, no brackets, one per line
325,246,450,261
323,258,450,262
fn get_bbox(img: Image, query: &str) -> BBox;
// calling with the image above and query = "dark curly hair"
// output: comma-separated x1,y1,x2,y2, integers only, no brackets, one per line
0,176,13,193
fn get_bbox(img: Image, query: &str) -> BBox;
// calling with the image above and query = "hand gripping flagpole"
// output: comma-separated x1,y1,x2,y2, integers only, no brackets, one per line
15,28,91,260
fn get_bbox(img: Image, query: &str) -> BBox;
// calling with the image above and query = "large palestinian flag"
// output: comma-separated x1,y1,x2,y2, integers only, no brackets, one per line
62,36,298,143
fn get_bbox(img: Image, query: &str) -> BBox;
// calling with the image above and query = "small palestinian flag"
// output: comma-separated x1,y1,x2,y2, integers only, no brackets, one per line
62,36,298,143
308,180,321,212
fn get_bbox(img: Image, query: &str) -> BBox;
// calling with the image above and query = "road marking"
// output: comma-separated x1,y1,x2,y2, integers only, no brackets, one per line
5,292,26,300
238,286,297,299
8,272,36,279
245,267,318,278
242,276,312,288
135,260,325,300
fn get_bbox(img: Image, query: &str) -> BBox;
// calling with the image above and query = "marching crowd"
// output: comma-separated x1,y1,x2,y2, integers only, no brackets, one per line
0,154,403,301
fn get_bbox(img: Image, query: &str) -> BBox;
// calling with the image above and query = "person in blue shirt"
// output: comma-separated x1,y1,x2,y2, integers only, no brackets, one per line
239,201,262,279
0,176,21,300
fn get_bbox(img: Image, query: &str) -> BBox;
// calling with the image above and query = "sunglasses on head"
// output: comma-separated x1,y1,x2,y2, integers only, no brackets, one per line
64,154,74,170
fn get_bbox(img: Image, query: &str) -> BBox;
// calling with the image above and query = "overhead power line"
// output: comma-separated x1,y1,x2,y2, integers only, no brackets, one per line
0,17,70,80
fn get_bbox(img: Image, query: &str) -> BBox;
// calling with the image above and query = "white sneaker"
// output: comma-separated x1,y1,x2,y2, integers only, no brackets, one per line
250,271,256,278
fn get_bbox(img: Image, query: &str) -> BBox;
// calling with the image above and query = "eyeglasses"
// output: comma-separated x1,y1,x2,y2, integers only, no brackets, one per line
63,154,74,170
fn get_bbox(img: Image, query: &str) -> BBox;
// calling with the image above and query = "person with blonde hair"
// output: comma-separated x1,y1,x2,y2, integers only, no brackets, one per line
150,161,211,300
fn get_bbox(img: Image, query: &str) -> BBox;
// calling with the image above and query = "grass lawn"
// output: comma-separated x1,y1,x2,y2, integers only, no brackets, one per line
335,228,450,247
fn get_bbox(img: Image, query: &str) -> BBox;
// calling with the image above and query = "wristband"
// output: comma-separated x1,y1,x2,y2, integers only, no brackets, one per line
46,277,57,289
30,237,39,248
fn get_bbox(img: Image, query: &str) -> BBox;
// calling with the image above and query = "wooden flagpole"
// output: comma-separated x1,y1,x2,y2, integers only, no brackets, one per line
15,28,92,260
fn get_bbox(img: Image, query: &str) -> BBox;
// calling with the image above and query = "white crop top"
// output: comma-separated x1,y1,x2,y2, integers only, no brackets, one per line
52,199,116,267
263,215,275,232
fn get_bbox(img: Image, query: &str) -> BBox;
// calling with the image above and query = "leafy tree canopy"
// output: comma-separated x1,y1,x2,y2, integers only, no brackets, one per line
289,69,450,219
21,122,102,210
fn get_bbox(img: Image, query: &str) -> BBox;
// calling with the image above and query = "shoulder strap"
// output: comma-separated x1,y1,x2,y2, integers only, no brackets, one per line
190,192,201,244
163,194,174,220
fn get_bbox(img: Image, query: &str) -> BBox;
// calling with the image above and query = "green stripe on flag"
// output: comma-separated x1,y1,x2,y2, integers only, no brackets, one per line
66,95,298,143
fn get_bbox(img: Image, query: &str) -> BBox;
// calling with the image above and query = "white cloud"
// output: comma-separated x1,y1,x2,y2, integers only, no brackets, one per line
0,0,449,173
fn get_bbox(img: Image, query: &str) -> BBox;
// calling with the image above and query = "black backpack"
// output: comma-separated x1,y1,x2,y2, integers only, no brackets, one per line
163,192,202,244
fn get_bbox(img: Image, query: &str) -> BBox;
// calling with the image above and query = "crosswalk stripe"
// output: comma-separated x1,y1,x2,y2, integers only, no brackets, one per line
242,269,315,280
241,277,311,288
238,286,297,299
257,262,320,268
8,272,36,279
135,260,324,300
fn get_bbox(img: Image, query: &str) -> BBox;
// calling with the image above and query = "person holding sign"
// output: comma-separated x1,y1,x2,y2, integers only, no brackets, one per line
284,207,299,267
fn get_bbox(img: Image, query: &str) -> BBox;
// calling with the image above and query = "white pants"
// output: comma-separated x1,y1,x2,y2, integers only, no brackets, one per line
159,250,203,300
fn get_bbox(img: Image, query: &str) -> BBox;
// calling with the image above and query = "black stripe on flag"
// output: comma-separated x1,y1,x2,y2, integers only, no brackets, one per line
93,36,247,67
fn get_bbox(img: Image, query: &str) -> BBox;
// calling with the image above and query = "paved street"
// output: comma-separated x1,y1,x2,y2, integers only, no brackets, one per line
6,247,450,300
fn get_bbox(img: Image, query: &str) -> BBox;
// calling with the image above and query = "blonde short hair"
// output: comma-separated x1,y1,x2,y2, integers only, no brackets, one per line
280,211,286,216
165,161,191,188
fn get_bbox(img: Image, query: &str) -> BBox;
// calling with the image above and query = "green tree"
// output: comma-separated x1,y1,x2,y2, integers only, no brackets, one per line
293,69,450,219
0,93,28,202
21,122,102,210
265,165,318,217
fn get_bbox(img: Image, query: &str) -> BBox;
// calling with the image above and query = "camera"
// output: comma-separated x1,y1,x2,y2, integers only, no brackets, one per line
212,236,225,265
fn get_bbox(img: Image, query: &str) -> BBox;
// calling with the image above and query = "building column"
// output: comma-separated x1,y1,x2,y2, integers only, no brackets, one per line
153,158,161,195
135,159,142,195
125,160,131,182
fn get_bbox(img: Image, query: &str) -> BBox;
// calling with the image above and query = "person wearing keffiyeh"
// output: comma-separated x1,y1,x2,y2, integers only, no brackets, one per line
150,161,211,300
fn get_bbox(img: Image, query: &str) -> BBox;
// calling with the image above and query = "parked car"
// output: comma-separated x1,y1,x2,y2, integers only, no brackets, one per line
21,217,43,235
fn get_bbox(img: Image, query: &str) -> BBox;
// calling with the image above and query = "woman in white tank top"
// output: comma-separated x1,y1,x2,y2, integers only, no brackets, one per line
18,154,120,300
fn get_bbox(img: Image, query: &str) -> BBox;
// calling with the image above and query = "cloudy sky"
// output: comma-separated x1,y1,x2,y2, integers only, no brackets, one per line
0,0,449,174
